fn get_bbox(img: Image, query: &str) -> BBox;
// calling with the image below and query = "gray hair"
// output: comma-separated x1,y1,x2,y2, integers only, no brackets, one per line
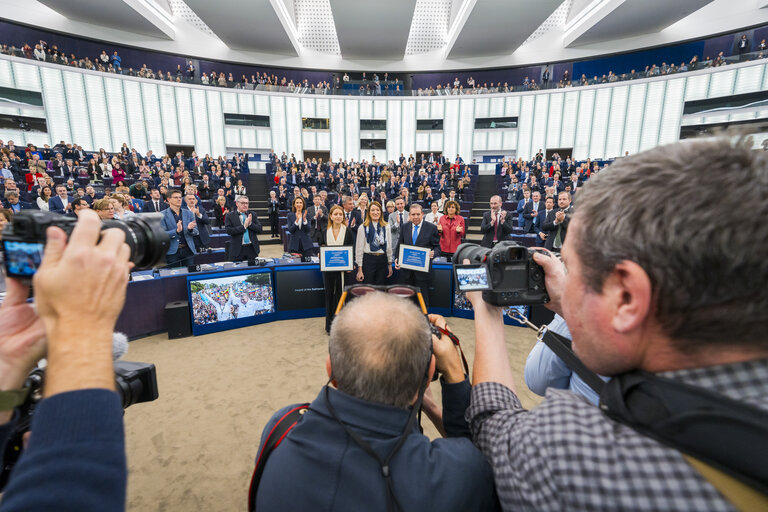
329,292,431,408
573,137,768,350
4,190,18,199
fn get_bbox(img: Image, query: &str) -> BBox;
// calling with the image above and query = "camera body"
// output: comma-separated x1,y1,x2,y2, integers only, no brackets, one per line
2,210,170,278
454,241,549,306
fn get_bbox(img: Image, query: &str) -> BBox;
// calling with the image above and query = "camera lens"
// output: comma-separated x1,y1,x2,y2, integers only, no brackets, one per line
101,213,170,269
454,243,491,264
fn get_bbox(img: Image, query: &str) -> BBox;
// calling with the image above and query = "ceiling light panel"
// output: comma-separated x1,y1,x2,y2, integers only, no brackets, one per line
294,0,341,55
405,0,452,56
167,0,217,37
524,0,573,45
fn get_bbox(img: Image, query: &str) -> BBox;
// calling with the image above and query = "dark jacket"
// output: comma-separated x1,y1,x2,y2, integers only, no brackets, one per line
254,380,497,511
479,210,516,247
225,210,262,257
286,211,314,253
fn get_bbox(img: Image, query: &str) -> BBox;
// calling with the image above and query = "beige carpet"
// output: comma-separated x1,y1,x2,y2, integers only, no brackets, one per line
123,315,542,511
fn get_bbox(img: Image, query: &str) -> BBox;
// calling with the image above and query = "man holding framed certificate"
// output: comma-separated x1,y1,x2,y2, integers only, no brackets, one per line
396,204,440,307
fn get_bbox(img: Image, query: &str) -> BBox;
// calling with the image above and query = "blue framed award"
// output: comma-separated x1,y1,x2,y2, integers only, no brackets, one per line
320,246,354,271
398,244,431,272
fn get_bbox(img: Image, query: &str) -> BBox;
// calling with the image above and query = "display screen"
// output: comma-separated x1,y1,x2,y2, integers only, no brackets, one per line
274,268,325,310
455,265,491,291
3,240,44,277
189,271,274,329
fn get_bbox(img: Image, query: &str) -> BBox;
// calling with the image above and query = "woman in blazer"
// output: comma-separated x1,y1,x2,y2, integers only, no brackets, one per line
213,196,229,227
355,201,393,285
437,200,465,262
287,196,314,258
320,205,354,333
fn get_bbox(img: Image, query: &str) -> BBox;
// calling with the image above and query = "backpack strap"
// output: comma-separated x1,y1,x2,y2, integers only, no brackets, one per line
248,404,309,512
683,455,768,512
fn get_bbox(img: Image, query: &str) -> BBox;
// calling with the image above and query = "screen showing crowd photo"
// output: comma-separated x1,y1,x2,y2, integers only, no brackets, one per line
189,271,275,327
453,289,528,325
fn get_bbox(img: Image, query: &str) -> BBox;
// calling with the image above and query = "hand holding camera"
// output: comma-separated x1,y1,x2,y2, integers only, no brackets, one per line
531,250,565,316
428,315,464,383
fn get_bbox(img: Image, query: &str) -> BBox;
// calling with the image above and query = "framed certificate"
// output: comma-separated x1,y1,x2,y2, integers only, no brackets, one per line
320,246,354,271
398,244,431,272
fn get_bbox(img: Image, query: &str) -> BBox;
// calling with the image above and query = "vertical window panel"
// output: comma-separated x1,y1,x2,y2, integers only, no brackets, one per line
317,131,330,150
255,94,270,115
487,131,502,150
622,83,647,156
387,101,402,159
0,60,14,88
83,74,110,150
416,100,429,119
734,65,763,95
417,132,430,151
221,92,238,113
40,67,72,145
301,97,316,118
141,82,164,155
658,78,686,146
238,92,254,114
158,85,179,144
546,93,563,149
205,90,225,157
474,97,490,118
12,61,41,91
458,98,474,161
504,96,520,117
559,91,579,149
430,99,444,119
516,95,534,161
684,74,709,101
190,88,210,156
589,88,611,159
123,81,148,153
373,100,387,119
639,81,665,151
489,97,505,117
430,132,443,151
472,131,486,151
104,77,129,150
285,96,303,158
502,130,516,151
174,87,194,145
269,95,287,155
574,89,595,160
256,129,272,150
708,69,735,97
531,94,549,157
241,128,256,149
401,100,416,159
316,98,330,118
344,99,359,161
225,126,241,148
358,99,373,119
62,72,93,151
302,131,316,150
604,86,628,158
330,99,345,161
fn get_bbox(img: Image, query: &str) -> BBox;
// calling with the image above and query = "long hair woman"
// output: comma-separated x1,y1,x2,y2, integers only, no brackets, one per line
320,204,354,334
36,186,52,211
355,201,392,285
437,200,464,262
287,196,314,259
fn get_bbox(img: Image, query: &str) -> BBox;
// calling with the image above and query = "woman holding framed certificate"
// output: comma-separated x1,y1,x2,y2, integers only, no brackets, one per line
320,205,354,333
355,201,393,285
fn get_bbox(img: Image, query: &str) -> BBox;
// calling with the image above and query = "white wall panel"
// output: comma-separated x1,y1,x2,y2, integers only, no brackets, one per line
560,91,579,149
221,92,238,113
40,68,71,146
205,90,225,156
124,80,148,153
0,60,14,88
158,85,179,144
330,99,345,161
589,88,611,158
442,99,458,159
502,130,516,151
225,126,240,148
658,78,686,146
708,69,736,98
104,78,130,150
269,96,287,155
430,132,443,151
359,99,373,119
517,95,534,160
190,88,209,156
474,97,490,118
316,98,330,118
458,98,474,160
345,99,359,161
416,100,429,119
684,74,709,101
504,96,520,116
401,100,416,158
472,131,486,151
416,132,430,150
546,92,563,150
604,86,628,158
574,89,595,159
622,83,647,155
255,94,270,115
256,129,272,150
238,93,254,115
301,97,315,118
489,97,505,117
141,82,164,155
174,86,195,145
240,128,256,149
62,72,93,151
387,101,402,160
302,131,316,150
374,100,387,119
430,100,444,119
12,61,41,91
317,131,330,150
285,96,303,158
639,81,665,151
487,131,502,150
83,74,109,151
733,65,763,95
531,94,549,157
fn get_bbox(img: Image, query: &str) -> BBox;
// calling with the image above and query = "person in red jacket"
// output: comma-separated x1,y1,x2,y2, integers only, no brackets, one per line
437,200,464,262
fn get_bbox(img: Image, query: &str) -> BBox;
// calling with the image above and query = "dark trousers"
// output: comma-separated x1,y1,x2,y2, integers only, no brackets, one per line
362,253,388,285
234,244,258,262
270,214,280,237
322,271,344,332
166,245,194,268
401,269,432,308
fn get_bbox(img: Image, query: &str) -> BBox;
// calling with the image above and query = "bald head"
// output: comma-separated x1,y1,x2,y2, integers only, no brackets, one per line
329,292,431,408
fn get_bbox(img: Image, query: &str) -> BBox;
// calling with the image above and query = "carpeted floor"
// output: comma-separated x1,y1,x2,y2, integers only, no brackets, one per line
122,314,542,511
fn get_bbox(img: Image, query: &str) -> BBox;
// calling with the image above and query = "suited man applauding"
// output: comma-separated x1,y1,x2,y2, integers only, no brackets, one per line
184,193,212,251
396,204,440,307
225,197,263,261
522,190,545,234
341,197,363,235
144,188,167,212
49,185,74,215
541,191,573,252
161,189,198,267
388,196,408,256
479,195,514,248
306,195,328,244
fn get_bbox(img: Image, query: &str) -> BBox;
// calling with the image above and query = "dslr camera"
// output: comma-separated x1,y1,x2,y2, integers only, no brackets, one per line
453,241,548,306
2,210,170,278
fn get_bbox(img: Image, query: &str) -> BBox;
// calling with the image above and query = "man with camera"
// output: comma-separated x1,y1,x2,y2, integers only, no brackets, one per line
0,210,132,511
464,138,768,511
252,291,496,511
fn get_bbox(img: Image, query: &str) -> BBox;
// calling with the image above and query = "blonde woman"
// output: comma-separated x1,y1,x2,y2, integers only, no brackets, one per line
320,204,354,333
355,201,392,285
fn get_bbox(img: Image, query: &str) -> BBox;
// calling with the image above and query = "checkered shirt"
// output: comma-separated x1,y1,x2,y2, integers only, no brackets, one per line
467,358,768,511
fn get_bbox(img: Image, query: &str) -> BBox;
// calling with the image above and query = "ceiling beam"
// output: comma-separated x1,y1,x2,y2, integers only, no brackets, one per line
123,0,176,39
443,0,477,58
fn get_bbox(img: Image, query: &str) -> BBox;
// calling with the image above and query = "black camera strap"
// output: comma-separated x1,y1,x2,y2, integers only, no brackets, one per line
512,312,768,506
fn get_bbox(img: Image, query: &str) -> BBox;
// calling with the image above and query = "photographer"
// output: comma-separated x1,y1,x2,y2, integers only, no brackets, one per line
0,210,131,511
253,291,496,511
465,139,768,510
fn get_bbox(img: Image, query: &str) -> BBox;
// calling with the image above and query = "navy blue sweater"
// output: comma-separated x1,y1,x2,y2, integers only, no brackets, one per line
0,389,126,511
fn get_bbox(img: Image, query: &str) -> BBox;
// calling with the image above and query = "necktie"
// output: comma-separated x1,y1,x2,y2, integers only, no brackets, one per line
493,212,499,241
241,213,250,244
399,212,403,225
412,223,419,243
155,201,159,211
554,222,563,249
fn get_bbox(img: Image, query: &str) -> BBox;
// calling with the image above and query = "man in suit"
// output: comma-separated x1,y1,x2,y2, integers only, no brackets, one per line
3,190,33,213
144,188,167,213
161,189,198,267
536,196,555,247
388,197,408,256
49,185,74,215
541,192,573,252
397,204,441,308
479,195,515,248
522,191,545,233
306,195,328,245
225,196,262,261
184,193,211,251
342,197,363,235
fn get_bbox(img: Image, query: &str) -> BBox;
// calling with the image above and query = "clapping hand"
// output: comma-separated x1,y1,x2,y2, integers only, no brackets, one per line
555,211,565,223
244,214,252,228
187,220,196,231
176,220,183,232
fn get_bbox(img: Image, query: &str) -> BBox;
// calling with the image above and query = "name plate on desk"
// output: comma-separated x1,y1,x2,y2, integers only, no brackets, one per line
398,244,431,272
320,246,353,271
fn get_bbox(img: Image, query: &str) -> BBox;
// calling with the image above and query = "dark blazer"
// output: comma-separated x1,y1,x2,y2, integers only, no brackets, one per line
185,205,211,247
225,209,262,257
522,201,545,233
48,195,74,214
398,221,441,274
213,205,228,227
342,209,363,235
143,199,168,213
286,211,314,253
306,204,328,242
541,206,573,251
479,210,515,248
